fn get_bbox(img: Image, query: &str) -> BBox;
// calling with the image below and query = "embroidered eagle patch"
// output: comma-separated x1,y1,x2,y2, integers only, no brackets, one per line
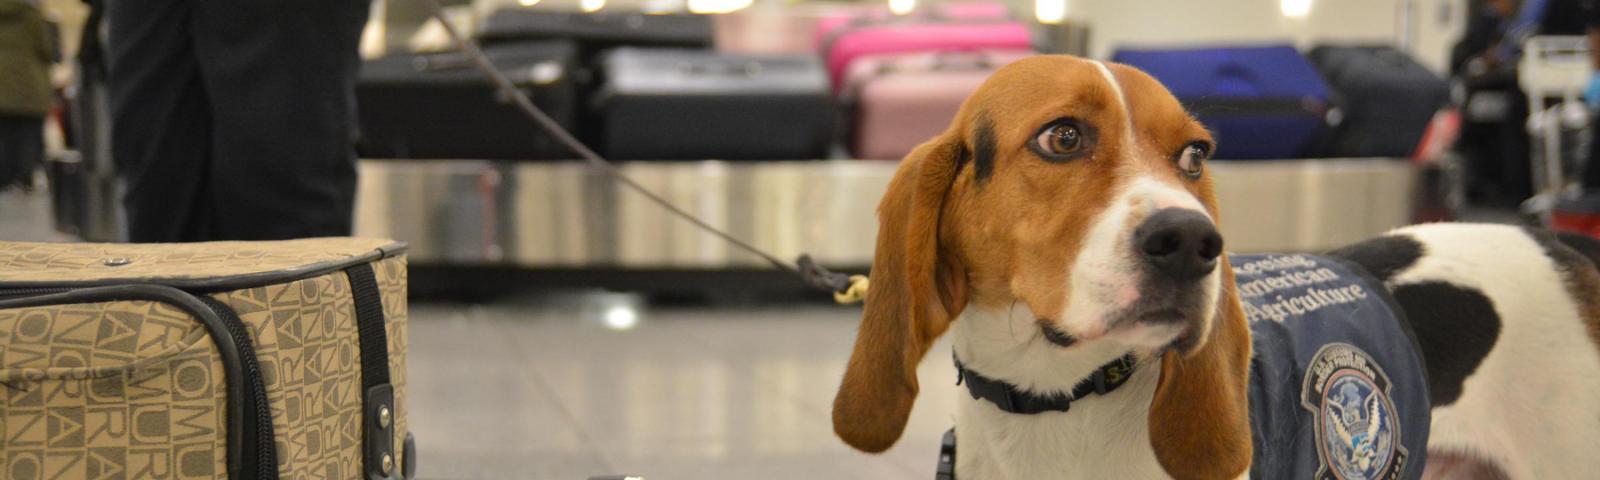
1302,343,1408,480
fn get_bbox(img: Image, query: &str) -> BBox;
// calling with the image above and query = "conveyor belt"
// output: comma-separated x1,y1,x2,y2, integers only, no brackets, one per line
355,158,1421,268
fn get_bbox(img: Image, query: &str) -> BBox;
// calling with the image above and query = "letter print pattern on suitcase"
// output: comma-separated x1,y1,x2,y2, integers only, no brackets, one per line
0,300,230,480
218,274,361,479
212,255,408,479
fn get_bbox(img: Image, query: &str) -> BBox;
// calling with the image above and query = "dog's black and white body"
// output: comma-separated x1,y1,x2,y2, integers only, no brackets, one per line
1332,225,1600,479
829,54,1600,480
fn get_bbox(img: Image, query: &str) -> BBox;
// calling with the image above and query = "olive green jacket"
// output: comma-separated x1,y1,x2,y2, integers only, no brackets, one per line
0,0,52,117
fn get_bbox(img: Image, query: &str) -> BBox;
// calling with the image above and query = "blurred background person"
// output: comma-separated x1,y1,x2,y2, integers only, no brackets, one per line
1583,0,1600,190
0,0,53,192
1450,0,1585,206
1452,0,1587,208
1452,0,1528,208
106,0,370,242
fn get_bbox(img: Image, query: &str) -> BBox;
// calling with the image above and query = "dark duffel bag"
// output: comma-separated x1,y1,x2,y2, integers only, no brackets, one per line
594,48,834,160
356,41,581,160
1309,45,1450,158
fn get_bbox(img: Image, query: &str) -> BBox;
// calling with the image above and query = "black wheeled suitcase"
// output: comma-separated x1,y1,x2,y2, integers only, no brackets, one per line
478,9,713,52
356,41,580,160
594,48,834,160
1309,45,1450,158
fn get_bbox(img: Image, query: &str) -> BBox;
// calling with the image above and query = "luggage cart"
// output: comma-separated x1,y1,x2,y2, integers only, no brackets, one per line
1517,35,1593,220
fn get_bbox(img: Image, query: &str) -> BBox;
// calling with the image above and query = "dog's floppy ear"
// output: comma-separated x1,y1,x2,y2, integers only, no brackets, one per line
832,133,970,453
1148,257,1253,479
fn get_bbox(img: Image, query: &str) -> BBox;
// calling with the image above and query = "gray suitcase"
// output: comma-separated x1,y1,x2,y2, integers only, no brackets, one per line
593,48,834,160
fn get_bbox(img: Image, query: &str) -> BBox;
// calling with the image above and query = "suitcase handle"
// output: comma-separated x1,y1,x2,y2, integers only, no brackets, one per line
866,51,998,77
1214,62,1263,96
411,53,473,72
677,60,764,77
929,51,998,71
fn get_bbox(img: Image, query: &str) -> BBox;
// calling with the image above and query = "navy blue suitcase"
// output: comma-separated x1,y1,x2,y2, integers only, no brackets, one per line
1112,45,1332,160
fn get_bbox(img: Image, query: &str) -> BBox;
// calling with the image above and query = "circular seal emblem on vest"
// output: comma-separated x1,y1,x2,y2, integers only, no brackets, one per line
1301,343,1408,480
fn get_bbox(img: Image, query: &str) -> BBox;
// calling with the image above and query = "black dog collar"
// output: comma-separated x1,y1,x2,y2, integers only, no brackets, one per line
954,352,1139,414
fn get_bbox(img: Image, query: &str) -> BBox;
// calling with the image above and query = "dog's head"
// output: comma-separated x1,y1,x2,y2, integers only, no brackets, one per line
831,55,1252,478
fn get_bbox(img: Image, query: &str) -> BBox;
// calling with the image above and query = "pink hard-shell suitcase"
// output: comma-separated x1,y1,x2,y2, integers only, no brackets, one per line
824,21,1034,92
845,50,1035,160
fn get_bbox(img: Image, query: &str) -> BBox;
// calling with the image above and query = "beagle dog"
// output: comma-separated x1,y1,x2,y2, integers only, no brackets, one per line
830,55,1600,479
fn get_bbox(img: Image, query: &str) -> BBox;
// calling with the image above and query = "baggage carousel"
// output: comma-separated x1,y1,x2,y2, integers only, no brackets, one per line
354,158,1426,296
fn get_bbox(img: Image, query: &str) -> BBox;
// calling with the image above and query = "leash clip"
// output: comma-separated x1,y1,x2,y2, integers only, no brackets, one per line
796,254,870,304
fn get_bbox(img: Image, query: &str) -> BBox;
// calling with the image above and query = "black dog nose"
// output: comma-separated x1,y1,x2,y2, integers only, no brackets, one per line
1133,208,1222,280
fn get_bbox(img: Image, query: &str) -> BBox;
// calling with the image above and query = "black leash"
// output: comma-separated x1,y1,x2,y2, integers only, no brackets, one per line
416,0,863,300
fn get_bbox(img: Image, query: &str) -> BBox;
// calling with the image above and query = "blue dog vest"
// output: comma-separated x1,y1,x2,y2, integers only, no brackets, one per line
1236,254,1430,480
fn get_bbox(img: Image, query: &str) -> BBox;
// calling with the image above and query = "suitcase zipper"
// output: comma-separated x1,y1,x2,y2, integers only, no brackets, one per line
198,296,280,480
0,287,72,300
0,286,281,480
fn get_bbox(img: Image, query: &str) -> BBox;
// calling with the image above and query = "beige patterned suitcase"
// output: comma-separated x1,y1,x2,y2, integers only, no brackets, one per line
0,239,413,480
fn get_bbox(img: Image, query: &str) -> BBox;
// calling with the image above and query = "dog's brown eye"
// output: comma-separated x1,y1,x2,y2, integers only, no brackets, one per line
1028,119,1094,161
1036,123,1082,155
1177,142,1209,179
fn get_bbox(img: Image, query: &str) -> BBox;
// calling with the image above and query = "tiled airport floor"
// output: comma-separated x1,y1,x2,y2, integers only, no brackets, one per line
0,188,955,479
406,300,957,480
0,187,74,242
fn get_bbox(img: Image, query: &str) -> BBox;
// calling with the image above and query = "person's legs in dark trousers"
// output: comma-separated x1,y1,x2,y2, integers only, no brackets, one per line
191,0,368,240
1460,117,1503,202
1586,118,1600,189
107,0,215,242
110,0,368,242
1498,92,1534,204
1583,94,1600,189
